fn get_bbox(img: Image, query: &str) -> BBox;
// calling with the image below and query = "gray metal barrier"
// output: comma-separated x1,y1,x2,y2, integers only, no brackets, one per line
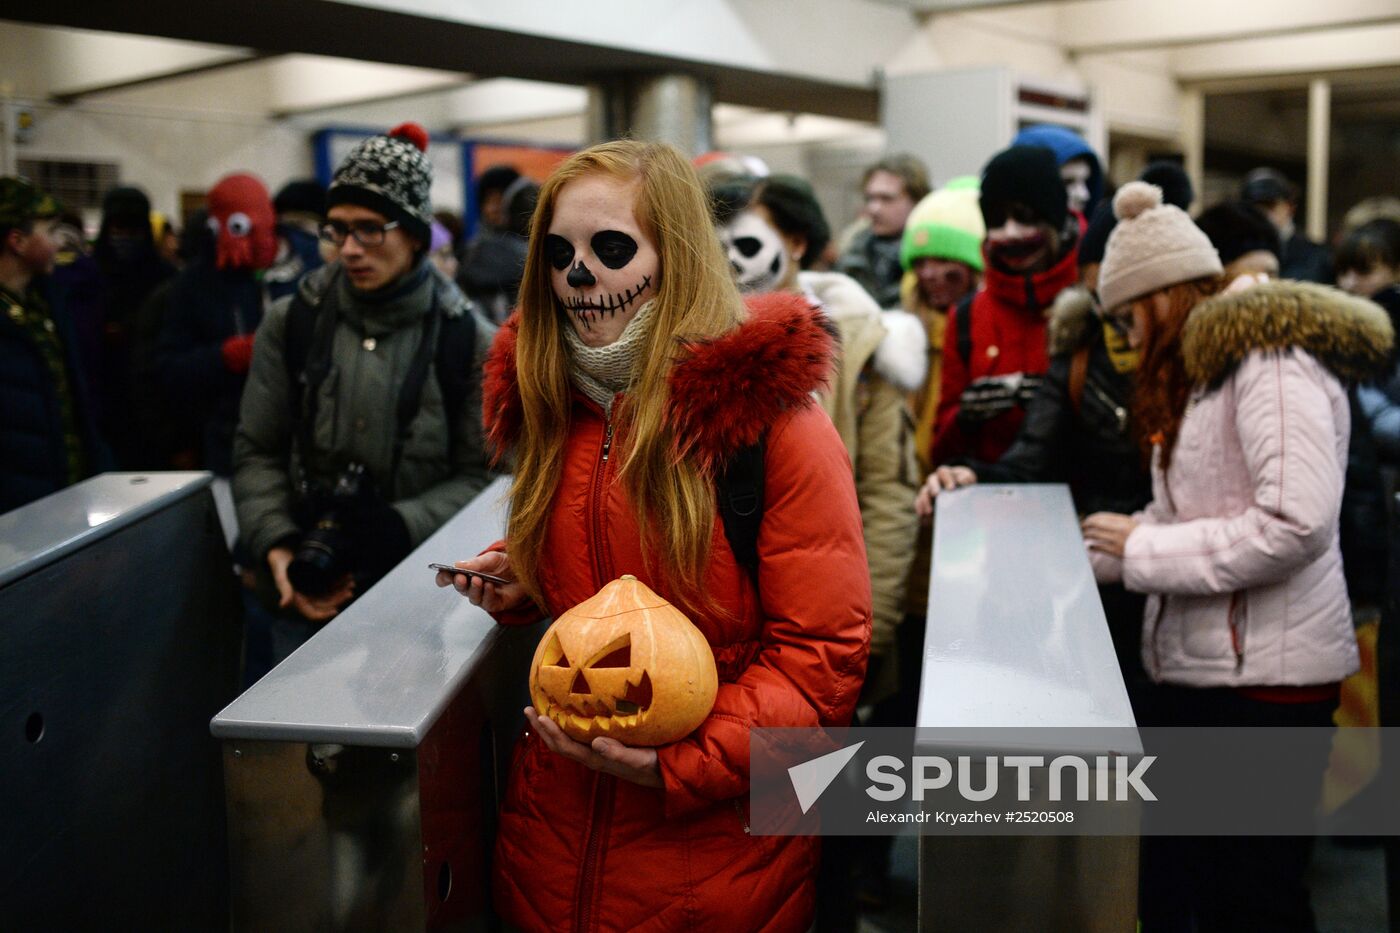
211,475,538,931
918,485,1141,932
0,472,242,928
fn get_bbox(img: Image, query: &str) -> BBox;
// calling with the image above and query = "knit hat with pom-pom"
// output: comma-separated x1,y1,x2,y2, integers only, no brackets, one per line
1098,181,1221,312
327,122,433,245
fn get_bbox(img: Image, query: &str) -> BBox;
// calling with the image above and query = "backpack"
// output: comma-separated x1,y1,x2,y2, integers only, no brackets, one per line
716,435,767,582
282,272,477,485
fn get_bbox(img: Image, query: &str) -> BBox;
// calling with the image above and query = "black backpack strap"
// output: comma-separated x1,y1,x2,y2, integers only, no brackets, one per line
717,433,767,582
283,283,337,481
432,306,479,438
954,292,975,366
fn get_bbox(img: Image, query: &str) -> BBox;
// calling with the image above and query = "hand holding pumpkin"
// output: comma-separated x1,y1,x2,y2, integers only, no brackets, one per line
525,705,664,788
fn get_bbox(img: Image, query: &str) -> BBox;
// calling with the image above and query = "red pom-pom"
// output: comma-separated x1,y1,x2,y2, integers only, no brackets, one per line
388,122,429,153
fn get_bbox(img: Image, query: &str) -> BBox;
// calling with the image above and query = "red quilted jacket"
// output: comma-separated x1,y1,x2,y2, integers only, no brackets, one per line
480,293,872,932
928,243,1078,467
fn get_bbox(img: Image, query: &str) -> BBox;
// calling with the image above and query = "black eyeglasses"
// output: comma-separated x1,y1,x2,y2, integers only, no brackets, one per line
319,219,400,247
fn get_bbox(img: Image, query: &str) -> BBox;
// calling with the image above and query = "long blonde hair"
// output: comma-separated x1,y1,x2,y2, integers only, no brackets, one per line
508,140,744,611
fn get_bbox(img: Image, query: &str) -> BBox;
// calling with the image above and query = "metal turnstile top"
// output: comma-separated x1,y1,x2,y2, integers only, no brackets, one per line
917,485,1138,748
0,471,213,588
211,476,515,748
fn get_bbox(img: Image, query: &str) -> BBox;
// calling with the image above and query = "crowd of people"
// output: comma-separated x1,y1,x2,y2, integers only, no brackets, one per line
4,115,1398,931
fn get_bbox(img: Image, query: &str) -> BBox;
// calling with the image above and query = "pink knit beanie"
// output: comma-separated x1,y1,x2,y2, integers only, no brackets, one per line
1098,181,1222,312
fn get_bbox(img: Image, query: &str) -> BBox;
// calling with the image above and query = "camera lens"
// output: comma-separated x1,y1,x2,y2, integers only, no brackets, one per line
287,519,352,598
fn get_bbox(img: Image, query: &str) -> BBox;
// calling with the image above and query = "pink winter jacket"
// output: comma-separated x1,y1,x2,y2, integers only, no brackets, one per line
1093,282,1392,688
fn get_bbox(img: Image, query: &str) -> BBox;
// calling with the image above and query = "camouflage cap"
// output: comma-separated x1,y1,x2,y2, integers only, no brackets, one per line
0,176,60,229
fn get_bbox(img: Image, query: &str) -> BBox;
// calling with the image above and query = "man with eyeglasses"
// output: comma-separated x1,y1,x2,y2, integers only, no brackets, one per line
233,123,495,662
836,154,931,309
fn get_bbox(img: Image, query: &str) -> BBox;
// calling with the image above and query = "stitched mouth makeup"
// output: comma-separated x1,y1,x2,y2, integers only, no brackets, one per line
564,275,653,330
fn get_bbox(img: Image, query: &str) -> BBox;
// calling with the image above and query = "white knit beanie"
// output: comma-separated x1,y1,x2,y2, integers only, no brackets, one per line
1098,182,1222,312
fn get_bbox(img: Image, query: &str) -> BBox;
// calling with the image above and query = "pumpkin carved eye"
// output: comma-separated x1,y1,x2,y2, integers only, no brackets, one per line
542,632,571,668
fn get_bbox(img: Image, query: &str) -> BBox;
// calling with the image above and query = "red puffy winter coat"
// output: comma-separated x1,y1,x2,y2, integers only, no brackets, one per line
928,244,1078,467
481,293,872,932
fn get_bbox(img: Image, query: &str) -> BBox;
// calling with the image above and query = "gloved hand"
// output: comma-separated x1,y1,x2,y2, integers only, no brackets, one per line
1014,373,1045,408
957,373,1028,428
221,333,256,374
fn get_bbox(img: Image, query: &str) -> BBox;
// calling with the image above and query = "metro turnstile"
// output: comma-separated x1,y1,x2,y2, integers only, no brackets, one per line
918,485,1142,932
211,476,538,931
0,472,241,928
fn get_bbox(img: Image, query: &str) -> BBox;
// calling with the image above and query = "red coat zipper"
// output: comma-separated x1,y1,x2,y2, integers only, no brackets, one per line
576,410,617,933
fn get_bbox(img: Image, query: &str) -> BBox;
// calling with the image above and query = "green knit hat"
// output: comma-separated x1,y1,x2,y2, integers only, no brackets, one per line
900,176,984,272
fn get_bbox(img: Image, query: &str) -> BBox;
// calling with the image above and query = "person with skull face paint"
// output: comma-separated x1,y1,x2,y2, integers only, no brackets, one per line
712,173,922,927
442,140,871,932
926,144,1080,469
1012,123,1104,222
710,173,921,707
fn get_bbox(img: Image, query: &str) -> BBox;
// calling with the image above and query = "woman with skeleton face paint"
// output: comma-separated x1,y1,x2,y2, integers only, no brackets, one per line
440,141,871,932
712,175,922,710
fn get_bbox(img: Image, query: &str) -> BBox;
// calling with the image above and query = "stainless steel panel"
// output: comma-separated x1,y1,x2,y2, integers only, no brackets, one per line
918,484,1137,733
0,471,212,586
224,740,425,932
217,474,539,930
211,476,516,748
0,475,241,928
917,485,1140,932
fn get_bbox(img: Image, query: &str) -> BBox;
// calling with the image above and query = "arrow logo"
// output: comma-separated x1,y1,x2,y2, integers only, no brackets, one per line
788,741,865,814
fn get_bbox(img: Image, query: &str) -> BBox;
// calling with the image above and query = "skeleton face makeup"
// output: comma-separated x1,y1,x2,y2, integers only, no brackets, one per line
721,209,791,295
546,174,659,348
1060,159,1093,215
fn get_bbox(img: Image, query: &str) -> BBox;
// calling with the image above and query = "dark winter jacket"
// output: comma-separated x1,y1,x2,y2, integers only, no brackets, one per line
0,281,109,513
962,286,1151,517
834,226,904,309
154,256,264,476
233,260,496,585
94,234,176,469
1280,231,1333,285
928,241,1079,467
481,293,871,933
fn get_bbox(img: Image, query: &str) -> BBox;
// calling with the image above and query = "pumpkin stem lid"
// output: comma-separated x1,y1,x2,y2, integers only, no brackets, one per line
621,574,637,581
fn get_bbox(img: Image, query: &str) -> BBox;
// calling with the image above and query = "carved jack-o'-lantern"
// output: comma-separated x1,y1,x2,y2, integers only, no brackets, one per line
529,575,718,746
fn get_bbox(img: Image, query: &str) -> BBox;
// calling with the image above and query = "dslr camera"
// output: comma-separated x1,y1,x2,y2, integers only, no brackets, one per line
288,462,377,598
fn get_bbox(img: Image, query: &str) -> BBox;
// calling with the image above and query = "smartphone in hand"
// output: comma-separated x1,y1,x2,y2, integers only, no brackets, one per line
429,563,512,586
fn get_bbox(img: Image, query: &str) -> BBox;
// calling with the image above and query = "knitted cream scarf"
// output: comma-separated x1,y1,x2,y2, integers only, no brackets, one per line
563,299,658,416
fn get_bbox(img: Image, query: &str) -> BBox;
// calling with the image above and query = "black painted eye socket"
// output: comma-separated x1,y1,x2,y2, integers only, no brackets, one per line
591,230,638,270
544,234,575,271
733,237,763,259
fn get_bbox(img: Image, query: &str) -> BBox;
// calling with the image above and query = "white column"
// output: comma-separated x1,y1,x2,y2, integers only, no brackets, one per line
1306,78,1331,242
1179,87,1204,215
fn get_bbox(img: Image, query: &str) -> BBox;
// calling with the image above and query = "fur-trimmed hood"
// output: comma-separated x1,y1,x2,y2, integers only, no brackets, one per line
482,291,837,476
1182,280,1393,386
1047,285,1097,356
799,269,927,392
